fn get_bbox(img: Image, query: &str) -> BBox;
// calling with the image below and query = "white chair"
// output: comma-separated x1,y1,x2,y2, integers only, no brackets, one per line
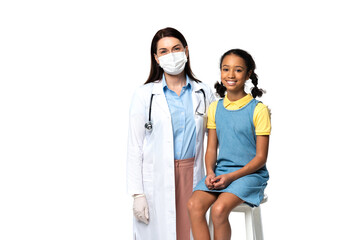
208,195,268,240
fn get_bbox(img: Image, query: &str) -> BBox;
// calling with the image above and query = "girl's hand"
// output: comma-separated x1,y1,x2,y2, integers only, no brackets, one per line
205,173,216,190
212,174,234,190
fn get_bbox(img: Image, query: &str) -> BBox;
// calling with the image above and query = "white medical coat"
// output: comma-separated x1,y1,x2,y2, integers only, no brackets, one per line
127,79,215,240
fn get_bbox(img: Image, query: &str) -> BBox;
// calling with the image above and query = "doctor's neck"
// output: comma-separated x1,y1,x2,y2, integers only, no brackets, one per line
164,72,187,94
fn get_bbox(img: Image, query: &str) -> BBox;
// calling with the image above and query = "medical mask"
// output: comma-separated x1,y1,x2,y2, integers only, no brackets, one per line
158,51,188,75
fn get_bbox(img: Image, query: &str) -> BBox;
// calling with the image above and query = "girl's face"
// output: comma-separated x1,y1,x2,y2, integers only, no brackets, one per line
221,54,251,94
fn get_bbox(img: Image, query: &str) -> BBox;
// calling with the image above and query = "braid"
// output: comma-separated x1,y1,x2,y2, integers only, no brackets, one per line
214,81,226,98
250,72,265,98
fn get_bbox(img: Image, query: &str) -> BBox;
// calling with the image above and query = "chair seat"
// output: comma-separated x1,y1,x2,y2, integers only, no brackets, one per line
232,195,268,211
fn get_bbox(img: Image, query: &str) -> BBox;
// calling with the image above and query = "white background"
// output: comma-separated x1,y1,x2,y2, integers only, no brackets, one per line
1,0,360,239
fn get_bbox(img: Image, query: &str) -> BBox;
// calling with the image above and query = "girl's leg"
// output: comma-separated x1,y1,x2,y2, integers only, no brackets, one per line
187,191,218,240
211,193,244,240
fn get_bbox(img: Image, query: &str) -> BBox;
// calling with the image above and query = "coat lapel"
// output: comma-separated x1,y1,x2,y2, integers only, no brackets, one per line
190,81,203,116
151,80,171,117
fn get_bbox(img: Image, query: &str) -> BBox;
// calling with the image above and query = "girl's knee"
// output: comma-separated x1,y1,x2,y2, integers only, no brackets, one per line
210,202,231,224
187,196,208,215
187,196,196,212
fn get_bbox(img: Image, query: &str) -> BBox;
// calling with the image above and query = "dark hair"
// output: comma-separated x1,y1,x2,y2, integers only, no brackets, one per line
214,49,265,98
145,27,200,84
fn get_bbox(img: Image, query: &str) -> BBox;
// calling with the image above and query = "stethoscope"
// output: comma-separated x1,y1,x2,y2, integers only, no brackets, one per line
145,89,206,131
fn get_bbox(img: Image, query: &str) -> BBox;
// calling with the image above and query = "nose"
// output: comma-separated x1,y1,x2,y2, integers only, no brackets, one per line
228,70,235,78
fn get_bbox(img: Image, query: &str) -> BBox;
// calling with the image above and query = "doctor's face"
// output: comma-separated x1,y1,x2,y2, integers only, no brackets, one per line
154,37,188,61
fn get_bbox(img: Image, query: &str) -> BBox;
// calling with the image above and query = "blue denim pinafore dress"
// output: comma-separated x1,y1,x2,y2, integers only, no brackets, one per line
194,99,269,207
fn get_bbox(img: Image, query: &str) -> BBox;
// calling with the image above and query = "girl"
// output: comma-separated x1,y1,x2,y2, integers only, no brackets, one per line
127,27,215,240
187,49,271,240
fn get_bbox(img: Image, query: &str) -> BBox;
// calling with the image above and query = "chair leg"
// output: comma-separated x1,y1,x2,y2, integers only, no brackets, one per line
244,208,255,240
253,206,264,240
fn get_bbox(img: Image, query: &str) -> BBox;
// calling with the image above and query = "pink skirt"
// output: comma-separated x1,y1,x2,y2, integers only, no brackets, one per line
175,157,194,240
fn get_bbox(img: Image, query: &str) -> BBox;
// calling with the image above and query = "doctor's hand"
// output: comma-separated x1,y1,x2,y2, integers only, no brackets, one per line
205,172,216,190
212,173,234,190
133,194,149,224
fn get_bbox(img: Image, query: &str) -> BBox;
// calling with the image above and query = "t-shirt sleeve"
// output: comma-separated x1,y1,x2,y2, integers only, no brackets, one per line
253,103,271,135
207,101,218,129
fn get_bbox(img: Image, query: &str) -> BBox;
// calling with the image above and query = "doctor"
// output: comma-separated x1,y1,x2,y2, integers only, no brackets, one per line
127,27,215,240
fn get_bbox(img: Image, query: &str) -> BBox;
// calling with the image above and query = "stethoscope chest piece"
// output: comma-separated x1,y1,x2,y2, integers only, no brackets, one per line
145,122,152,131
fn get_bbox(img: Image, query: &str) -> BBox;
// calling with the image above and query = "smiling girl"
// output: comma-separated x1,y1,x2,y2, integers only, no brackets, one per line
187,49,271,240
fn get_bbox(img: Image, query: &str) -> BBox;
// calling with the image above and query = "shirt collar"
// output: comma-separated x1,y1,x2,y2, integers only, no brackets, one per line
162,74,192,91
223,94,253,108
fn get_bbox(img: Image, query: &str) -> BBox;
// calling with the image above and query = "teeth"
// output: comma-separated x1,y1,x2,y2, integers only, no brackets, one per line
226,81,236,85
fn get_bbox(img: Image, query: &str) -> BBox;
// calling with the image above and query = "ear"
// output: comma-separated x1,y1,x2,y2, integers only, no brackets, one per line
246,70,252,80
185,46,189,58
154,53,160,64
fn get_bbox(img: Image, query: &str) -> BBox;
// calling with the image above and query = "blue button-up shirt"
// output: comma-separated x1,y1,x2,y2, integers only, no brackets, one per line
162,75,196,160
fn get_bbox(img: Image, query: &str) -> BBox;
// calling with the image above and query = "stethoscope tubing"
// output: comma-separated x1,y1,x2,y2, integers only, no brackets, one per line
145,89,206,131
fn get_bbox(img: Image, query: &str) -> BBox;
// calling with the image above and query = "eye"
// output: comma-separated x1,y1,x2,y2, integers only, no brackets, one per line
222,68,229,72
236,69,242,73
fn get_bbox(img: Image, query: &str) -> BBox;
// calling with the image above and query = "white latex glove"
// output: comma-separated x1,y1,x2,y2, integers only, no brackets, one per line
133,194,149,224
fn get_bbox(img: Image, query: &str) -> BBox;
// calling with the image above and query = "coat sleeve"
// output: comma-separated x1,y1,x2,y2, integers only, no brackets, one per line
127,87,147,195
205,83,217,109
208,88,216,105
202,83,217,135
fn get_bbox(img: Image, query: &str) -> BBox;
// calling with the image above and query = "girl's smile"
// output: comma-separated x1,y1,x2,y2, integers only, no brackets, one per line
224,80,237,86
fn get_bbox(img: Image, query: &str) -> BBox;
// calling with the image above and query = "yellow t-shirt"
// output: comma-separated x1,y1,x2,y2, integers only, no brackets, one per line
207,94,271,135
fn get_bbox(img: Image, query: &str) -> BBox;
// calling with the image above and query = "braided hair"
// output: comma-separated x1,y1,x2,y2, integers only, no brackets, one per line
215,49,265,98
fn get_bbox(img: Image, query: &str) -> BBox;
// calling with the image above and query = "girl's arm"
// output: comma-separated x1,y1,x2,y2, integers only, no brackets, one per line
212,135,269,189
204,129,218,189
231,135,269,179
